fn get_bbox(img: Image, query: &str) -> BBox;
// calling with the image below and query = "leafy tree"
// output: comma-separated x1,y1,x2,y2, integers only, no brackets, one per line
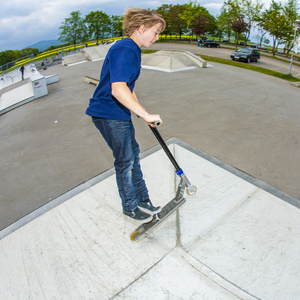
192,15,209,36
219,0,241,42
254,28,268,47
19,48,39,57
156,4,187,39
282,0,299,54
0,48,39,68
258,0,292,55
168,4,187,39
231,14,251,47
110,15,123,37
156,4,174,37
241,0,264,42
85,11,111,45
181,1,215,39
0,50,19,66
59,11,88,49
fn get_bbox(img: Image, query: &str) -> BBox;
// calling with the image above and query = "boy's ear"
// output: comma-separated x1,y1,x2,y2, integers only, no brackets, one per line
138,25,146,34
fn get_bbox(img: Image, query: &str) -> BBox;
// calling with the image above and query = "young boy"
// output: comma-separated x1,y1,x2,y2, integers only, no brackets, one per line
86,8,166,221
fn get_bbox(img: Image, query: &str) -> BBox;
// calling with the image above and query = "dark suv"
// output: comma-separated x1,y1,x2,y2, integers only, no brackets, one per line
202,40,220,48
230,48,260,63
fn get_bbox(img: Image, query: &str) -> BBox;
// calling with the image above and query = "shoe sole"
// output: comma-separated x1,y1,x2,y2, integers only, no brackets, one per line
124,213,153,222
138,206,162,215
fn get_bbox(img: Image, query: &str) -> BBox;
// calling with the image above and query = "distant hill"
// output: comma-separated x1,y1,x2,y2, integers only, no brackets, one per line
25,40,62,52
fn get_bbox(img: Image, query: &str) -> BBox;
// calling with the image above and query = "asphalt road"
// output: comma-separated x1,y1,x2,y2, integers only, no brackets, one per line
149,42,300,78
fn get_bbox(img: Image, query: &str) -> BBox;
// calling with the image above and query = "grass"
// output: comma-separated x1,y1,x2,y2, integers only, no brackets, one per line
199,55,300,82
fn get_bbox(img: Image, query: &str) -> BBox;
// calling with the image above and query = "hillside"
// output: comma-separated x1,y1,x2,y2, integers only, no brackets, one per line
25,40,62,52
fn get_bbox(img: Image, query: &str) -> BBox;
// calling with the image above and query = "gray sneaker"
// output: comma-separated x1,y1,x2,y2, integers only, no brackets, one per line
123,207,152,221
137,199,161,213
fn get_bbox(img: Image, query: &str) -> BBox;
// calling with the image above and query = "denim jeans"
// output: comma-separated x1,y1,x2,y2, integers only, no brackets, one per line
92,117,149,211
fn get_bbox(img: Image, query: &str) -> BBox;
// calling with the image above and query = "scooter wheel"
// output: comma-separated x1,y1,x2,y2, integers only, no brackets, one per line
186,185,197,196
130,231,140,241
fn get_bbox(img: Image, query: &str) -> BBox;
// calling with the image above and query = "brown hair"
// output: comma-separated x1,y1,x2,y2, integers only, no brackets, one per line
122,8,166,37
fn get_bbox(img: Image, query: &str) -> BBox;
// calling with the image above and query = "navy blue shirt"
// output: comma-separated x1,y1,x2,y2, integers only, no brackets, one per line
86,38,141,120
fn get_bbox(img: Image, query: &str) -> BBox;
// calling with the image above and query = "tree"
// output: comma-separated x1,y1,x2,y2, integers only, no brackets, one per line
85,11,111,45
168,4,187,39
110,15,122,37
219,0,241,42
0,48,39,69
241,0,264,42
0,50,19,67
59,11,88,49
181,0,215,39
257,0,292,55
282,0,299,54
192,15,209,37
231,14,251,47
156,4,173,38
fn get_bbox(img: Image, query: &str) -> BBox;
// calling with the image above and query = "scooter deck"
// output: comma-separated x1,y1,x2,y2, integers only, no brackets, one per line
130,196,186,242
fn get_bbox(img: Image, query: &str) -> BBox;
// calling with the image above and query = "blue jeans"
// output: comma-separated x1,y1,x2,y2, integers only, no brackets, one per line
92,117,149,211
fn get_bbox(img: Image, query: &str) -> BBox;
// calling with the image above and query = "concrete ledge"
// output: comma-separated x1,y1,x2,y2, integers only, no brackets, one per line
45,74,59,85
84,76,99,85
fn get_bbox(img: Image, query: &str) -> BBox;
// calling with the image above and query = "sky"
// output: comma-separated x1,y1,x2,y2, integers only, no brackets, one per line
0,0,273,52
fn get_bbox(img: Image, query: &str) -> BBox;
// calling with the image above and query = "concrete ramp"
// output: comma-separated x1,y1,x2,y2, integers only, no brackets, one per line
62,44,114,65
84,46,106,61
75,43,114,62
1,140,299,299
0,64,39,90
0,81,34,114
0,67,55,115
142,50,207,72
62,52,87,66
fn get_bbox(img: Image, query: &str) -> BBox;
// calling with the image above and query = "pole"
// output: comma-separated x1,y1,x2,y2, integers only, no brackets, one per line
288,20,300,75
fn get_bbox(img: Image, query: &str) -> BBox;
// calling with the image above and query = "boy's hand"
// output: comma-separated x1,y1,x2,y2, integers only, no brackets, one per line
144,114,162,127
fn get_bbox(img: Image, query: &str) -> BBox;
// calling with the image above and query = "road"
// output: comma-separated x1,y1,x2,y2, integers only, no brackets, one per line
149,42,300,79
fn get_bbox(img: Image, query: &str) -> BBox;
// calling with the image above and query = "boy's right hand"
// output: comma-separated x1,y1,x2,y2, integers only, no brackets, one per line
144,114,162,127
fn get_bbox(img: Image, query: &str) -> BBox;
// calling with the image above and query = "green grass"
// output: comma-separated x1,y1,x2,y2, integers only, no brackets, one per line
200,55,300,82
141,50,157,54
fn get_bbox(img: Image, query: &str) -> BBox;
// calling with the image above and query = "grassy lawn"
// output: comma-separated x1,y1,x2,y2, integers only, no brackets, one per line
200,55,300,82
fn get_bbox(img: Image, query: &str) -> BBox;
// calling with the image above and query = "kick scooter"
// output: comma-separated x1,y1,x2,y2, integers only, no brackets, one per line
130,123,197,241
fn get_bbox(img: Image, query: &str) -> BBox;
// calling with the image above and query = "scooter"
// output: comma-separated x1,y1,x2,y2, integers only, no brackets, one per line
130,123,197,241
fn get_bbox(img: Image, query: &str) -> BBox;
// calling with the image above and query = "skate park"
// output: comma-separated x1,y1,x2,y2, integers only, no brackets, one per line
1,42,300,299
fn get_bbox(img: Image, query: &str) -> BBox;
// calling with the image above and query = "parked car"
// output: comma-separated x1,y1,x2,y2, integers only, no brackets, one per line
230,48,260,63
277,49,284,54
202,40,220,48
240,42,248,46
251,44,267,50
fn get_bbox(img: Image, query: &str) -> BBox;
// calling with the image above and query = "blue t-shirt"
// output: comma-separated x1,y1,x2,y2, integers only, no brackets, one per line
86,38,141,120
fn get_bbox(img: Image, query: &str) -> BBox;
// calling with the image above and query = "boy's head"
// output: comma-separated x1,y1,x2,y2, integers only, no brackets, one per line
122,8,166,37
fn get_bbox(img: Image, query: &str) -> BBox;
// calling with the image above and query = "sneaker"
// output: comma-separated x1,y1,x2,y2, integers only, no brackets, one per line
123,207,152,221
137,199,161,214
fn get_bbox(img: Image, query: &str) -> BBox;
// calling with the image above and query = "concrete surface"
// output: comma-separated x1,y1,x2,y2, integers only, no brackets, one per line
1,44,300,232
141,50,206,72
1,142,300,299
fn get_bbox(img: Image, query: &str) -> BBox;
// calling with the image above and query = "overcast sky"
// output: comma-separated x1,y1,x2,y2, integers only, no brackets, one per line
0,0,272,52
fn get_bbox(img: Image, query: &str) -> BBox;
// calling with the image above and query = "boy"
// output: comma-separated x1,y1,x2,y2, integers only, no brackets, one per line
86,8,166,221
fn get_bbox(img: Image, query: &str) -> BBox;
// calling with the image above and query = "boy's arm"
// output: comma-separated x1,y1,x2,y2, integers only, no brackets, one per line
111,82,161,126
